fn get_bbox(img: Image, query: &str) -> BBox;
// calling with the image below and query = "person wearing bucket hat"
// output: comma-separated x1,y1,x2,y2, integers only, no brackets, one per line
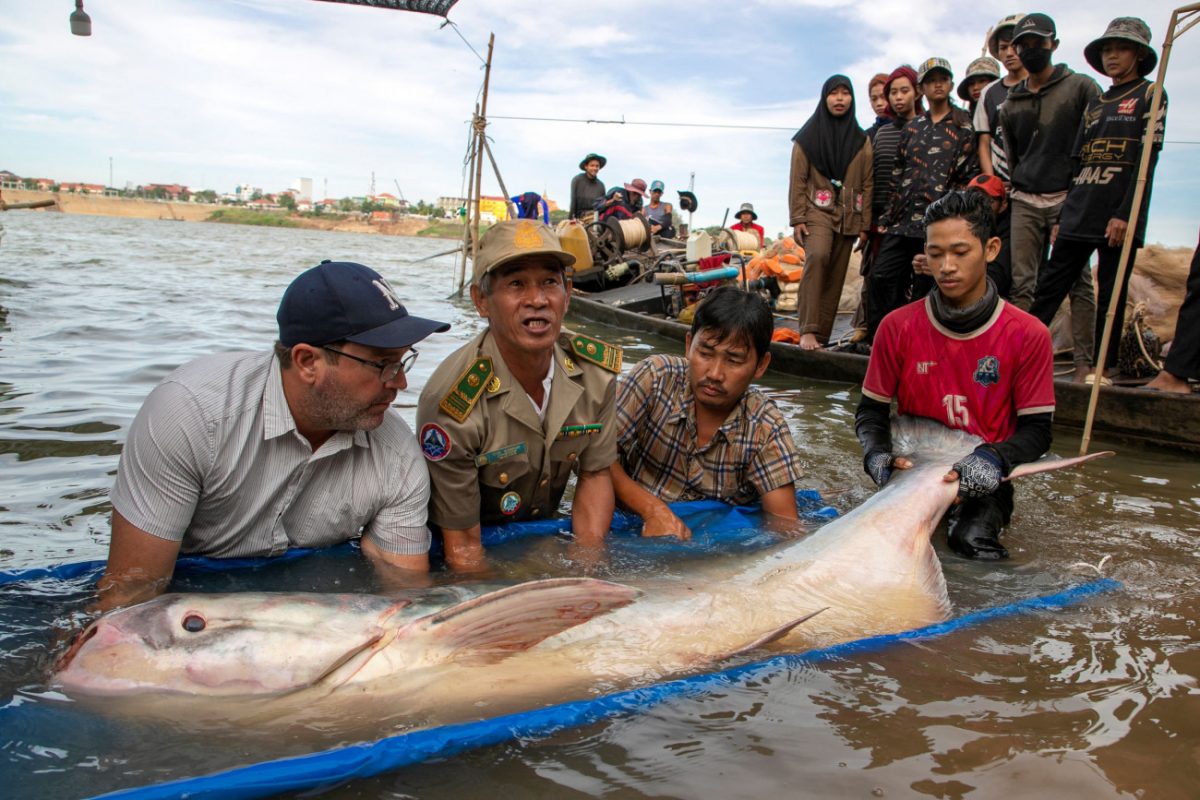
1030,17,1167,383
99,261,452,610
868,57,977,340
998,11,1102,379
730,202,765,246
417,219,621,571
569,153,607,221
976,14,1029,183
958,56,1001,112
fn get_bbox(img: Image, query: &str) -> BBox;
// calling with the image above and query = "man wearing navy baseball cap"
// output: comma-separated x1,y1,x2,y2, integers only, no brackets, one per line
98,261,450,610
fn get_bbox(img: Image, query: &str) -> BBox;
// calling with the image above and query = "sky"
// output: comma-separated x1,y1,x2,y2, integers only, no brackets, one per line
2,0,1199,247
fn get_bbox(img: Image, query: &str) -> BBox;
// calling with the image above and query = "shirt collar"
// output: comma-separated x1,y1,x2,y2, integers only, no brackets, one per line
262,351,368,451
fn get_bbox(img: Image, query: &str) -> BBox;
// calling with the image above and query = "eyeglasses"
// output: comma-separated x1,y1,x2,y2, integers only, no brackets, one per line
322,346,418,383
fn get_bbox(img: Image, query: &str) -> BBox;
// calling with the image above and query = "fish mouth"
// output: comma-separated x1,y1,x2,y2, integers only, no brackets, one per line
55,620,99,673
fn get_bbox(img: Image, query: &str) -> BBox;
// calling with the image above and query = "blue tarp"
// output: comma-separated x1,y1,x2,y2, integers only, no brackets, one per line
90,578,1121,800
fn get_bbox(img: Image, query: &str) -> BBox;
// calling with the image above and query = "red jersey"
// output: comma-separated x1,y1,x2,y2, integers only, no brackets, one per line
731,221,765,246
863,297,1055,442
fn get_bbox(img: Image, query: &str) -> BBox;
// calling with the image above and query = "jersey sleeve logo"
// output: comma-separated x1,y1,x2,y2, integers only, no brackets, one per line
973,356,1000,387
419,423,452,461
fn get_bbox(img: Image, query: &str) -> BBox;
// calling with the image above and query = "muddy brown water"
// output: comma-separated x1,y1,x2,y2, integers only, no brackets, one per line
0,213,1196,799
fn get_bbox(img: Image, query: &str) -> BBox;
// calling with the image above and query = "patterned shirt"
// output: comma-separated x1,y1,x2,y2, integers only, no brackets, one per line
883,107,979,238
616,354,804,504
111,350,432,557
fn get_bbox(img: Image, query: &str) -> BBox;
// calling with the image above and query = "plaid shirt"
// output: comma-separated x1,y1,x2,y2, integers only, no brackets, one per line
616,355,804,504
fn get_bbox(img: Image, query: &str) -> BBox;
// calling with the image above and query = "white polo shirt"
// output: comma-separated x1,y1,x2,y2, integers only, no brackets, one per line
110,350,431,557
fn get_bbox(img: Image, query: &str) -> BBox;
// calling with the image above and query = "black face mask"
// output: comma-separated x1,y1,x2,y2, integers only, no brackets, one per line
1019,46,1052,74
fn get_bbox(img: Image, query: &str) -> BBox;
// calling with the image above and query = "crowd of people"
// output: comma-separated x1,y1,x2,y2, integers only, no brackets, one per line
90,13,1197,618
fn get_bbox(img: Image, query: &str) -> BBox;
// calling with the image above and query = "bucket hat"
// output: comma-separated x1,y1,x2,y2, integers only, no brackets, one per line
735,202,757,221
957,57,1001,100
579,153,607,170
1085,17,1157,77
623,178,648,196
987,13,1026,58
677,190,698,212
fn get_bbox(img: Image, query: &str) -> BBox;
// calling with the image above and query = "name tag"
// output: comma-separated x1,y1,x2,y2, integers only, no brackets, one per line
474,442,527,466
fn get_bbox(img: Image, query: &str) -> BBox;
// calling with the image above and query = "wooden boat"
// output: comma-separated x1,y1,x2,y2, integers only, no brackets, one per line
567,281,1200,453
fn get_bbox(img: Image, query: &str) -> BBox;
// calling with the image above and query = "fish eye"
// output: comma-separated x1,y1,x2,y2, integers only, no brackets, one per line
182,614,206,633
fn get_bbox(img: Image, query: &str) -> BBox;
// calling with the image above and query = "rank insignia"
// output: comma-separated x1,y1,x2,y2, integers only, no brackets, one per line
570,334,622,373
556,423,603,440
974,355,1000,387
500,491,521,516
474,442,526,467
486,375,502,393
419,423,452,461
439,357,493,423
563,356,576,372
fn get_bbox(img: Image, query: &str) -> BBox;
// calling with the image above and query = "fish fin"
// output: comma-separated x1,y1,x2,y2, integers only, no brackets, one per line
1006,450,1115,481
713,607,827,661
418,577,640,658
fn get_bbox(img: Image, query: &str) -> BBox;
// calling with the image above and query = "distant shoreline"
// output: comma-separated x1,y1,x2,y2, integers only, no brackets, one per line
0,189,463,240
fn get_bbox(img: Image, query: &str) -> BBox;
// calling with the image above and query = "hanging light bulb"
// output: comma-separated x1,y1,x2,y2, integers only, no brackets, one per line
70,0,92,37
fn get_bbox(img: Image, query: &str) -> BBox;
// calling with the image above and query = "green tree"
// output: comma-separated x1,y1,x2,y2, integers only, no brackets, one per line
550,209,569,225
278,193,297,211
431,206,446,219
338,197,356,213
250,190,263,202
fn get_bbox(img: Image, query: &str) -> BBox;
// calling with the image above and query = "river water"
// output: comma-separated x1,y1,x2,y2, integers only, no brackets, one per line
0,212,1197,799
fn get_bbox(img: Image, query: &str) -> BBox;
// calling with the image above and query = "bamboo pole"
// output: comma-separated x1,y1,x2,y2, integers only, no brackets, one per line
1079,4,1198,454
462,33,495,296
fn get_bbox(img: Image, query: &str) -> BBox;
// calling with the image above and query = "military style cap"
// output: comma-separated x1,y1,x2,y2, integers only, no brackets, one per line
957,56,1001,101
1085,17,1157,77
987,13,1026,58
1013,12,1056,43
917,57,953,84
472,219,576,284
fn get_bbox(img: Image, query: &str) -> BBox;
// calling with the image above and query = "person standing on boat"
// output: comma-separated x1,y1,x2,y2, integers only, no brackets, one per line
976,14,1027,185
868,58,979,343
1029,17,1166,384
613,287,804,539
730,203,765,247
865,73,893,140
788,74,874,350
570,153,607,222
416,220,619,572
856,190,1055,560
998,12,1100,380
1144,232,1200,393
97,262,451,610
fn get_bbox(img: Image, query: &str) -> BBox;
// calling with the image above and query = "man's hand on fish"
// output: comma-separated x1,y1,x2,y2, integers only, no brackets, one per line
945,447,1005,500
864,449,913,487
641,502,692,541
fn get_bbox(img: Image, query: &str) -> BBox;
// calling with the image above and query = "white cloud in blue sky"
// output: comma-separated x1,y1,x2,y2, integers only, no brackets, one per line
1,0,1197,246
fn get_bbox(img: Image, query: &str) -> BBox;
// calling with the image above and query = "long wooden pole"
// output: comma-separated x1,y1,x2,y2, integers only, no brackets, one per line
463,33,495,294
1079,5,1197,454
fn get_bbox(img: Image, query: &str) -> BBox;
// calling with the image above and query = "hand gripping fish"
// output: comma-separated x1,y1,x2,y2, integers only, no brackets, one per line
54,418,1111,731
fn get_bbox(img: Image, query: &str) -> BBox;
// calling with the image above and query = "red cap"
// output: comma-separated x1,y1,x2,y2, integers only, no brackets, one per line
967,173,1006,201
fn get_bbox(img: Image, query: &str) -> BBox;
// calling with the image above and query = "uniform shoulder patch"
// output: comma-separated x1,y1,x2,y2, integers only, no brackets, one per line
569,333,622,373
439,357,494,423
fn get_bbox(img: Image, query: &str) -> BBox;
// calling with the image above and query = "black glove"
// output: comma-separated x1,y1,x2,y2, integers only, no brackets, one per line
863,449,896,487
951,447,1005,499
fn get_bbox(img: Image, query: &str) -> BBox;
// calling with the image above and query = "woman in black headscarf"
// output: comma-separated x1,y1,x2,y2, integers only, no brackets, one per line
788,74,874,349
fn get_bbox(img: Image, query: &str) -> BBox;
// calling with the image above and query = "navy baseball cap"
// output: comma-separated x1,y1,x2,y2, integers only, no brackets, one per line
277,261,450,349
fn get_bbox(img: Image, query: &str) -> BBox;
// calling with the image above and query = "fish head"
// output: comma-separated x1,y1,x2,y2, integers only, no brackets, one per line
54,592,410,697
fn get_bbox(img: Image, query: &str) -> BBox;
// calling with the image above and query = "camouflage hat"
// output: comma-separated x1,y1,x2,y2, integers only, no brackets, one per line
957,57,1002,101
1085,17,1157,77
472,219,576,284
987,13,1026,58
917,57,953,84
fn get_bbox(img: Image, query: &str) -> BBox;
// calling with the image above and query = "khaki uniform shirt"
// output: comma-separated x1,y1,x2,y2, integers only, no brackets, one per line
416,328,620,528
787,139,874,234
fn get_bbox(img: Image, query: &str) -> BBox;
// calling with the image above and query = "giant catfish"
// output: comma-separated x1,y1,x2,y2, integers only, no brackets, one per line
54,417,1111,733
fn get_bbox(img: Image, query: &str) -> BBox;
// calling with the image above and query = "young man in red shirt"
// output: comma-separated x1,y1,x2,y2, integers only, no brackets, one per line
855,189,1055,559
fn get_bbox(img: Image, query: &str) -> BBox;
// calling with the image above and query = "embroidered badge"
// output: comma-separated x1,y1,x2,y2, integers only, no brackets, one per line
439,357,493,423
854,193,864,212
514,220,541,249
973,356,1000,387
419,423,452,461
500,491,522,516
474,442,527,467
570,334,622,373
814,189,834,208
555,423,603,440
486,375,502,393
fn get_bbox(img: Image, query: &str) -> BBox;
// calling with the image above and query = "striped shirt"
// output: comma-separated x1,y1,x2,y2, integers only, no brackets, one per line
110,350,431,558
870,118,908,223
616,355,804,505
